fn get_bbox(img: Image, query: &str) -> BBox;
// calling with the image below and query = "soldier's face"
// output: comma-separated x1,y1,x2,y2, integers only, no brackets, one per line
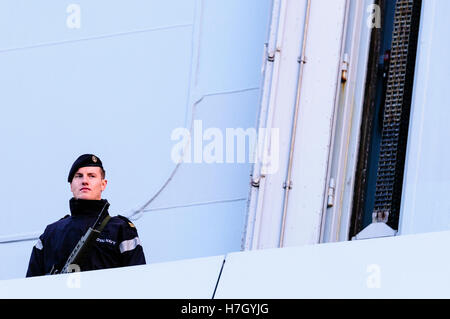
70,166,107,200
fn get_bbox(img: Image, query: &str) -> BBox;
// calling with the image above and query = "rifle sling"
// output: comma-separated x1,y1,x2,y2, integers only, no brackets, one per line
96,214,111,233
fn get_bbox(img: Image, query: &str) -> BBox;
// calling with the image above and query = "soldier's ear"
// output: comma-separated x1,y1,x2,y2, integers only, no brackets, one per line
101,179,107,191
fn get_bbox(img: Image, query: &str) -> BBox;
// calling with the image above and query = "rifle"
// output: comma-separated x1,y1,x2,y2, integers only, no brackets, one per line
49,201,111,275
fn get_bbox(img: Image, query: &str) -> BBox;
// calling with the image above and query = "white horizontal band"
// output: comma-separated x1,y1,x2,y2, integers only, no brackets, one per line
119,237,141,253
35,239,43,250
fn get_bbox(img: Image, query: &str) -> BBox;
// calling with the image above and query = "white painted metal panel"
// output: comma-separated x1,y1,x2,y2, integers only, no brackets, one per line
137,199,248,264
215,230,450,298
399,0,450,235
246,0,348,249
0,1,196,49
321,0,374,243
147,90,261,210
251,0,309,250
195,0,272,94
283,0,347,246
0,241,35,280
0,255,225,298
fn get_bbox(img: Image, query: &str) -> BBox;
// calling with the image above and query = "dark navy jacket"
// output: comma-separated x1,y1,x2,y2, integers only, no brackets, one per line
26,198,146,277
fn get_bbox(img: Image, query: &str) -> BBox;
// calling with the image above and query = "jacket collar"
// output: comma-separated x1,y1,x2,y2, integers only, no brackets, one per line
69,198,109,217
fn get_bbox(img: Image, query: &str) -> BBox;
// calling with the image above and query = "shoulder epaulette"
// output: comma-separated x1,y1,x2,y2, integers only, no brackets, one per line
59,214,70,220
117,215,136,228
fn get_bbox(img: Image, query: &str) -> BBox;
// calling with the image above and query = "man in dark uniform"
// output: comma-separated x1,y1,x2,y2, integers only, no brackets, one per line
26,154,146,277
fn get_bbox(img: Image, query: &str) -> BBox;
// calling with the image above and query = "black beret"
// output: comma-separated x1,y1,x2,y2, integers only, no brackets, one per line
68,154,105,183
